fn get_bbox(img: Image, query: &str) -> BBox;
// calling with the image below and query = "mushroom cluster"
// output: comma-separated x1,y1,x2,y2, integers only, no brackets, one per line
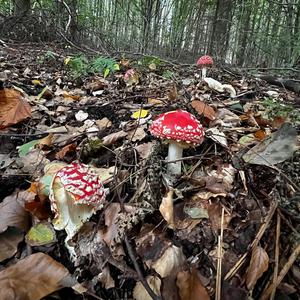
150,110,205,176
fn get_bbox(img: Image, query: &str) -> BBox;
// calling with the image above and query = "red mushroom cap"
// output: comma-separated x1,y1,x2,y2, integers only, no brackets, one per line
51,162,105,206
150,110,205,145
197,55,213,67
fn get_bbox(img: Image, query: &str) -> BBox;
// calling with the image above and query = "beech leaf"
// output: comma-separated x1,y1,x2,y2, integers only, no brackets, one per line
0,88,31,129
245,245,269,290
176,269,210,300
191,100,216,120
0,227,24,262
133,276,161,300
0,253,76,300
0,190,32,233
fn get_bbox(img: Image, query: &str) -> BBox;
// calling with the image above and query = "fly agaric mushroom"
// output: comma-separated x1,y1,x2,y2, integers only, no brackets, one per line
150,110,204,176
49,162,106,240
197,55,213,79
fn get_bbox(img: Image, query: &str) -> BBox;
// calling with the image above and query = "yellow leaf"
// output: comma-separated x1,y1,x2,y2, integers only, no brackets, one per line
64,57,71,65
131,109,148,119
32,80,43,86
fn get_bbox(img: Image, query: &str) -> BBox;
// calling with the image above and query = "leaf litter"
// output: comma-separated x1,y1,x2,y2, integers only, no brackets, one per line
0,43,300,299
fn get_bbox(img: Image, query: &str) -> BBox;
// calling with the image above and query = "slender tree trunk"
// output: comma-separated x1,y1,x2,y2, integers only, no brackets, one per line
14,0,30,16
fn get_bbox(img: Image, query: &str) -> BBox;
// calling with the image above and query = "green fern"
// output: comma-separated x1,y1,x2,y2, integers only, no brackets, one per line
89,56,119,78
67,55,89,78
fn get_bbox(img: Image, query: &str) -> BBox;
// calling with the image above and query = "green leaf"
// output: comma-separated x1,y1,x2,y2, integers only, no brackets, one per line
18,139,41,157
25,223,56,246
113,63,120,71
103,68,110,78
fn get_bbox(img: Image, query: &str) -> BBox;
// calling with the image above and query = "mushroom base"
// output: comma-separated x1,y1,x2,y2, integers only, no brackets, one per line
167,142,183,176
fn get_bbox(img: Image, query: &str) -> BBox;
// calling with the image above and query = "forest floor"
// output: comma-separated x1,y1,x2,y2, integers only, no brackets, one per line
0,41,300,300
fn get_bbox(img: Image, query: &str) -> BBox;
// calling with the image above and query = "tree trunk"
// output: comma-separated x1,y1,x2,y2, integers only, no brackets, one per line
14,0,30,16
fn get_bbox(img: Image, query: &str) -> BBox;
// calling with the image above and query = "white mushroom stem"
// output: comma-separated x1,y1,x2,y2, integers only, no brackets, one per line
202,67,207,79
167,142,183,176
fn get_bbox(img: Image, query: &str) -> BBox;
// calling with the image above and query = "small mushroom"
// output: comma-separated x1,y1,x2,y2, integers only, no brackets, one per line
49,162,106,240
150,110,205,176
197,55,213,79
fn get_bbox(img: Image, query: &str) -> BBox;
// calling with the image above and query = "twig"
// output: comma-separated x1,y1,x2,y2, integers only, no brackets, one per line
215,207,225,300
224,198,277,280
270,211,281,300
124,235,162,300
260,243,300,300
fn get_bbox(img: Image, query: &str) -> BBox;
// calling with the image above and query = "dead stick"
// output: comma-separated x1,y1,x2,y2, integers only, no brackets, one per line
124,235,162,300
261,243,300,300
225,199,277,280
270,211,280,300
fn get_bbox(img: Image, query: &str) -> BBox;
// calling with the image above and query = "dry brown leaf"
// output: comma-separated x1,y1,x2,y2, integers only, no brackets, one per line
254,129,267,141
0,252,75,300
95,117,112,130
159,190,175,229
246,245,269,290
0,88,31,129
0,227,24,262
37,134,54,149
207,202,231,231
62,92,81,101
0,190,32,233
168,85,178,101
150,245,186,278
133,276,161,300
98,265,115,289
191,100,216,121
55,143,77,160
127,127,147,142
102,130,128,146
176,269,210,300
148,98,164,106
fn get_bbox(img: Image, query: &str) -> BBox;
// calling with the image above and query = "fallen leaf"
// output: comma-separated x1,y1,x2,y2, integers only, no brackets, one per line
55,143,77,160
62,92,81,101
25,222,56,246
243,123,298,166
37,133,53,149
0,227,24,262
159,190,175,229
148,98,164,106
127,127,147,142
150,245,186,278
176,269,210,300
0,190,32,233
135,142,156,160
18,139,41,157
133,276,161,300
168,85,178,101
191,100,216,120
206,127,227,147
0,88,31,129
98,266,115,289
0,252,76,300
245,245,269,290
212,108,240,127
131,109,148,119
95,117,112,130
254,129,267,141
102,130,128,146
75,110,88,122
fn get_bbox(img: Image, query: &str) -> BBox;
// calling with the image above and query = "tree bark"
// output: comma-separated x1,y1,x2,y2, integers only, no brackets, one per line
14,0,30,16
